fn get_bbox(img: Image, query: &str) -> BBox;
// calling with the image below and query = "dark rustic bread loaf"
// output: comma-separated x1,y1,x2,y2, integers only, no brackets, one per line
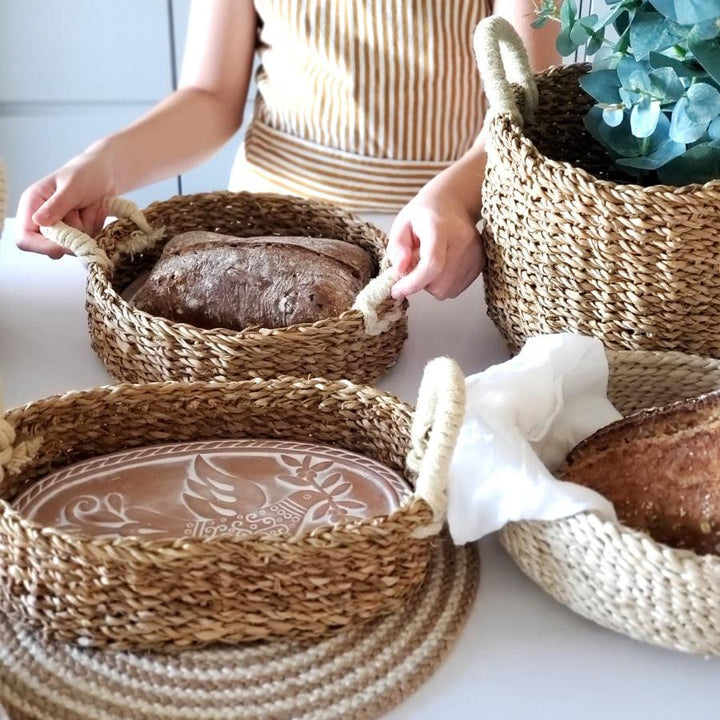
559,391,720,555
131,231,374,330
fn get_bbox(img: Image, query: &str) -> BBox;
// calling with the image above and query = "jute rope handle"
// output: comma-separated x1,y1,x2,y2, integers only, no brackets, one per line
39,196,164,272
473,16,539,125
0,412,41,488
407,357,466,538
352,267,404,336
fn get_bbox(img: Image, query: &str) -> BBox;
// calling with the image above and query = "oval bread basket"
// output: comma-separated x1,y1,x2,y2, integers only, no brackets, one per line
475,18,720,357
501,348,720,655
0,359,465,651
40,191,407,384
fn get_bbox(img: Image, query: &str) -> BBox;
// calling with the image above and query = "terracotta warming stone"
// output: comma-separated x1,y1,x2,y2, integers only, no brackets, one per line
13,439,412,541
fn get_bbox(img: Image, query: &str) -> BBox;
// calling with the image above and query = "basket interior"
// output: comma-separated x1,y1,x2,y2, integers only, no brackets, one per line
1,380,415,508
512,64,633,184
97,192,385,293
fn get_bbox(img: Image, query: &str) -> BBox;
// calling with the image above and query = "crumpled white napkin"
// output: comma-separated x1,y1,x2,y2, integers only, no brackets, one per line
447,334,620,544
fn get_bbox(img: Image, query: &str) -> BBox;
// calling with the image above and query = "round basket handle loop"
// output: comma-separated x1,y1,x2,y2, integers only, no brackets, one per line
40,196,162,271
352,267,404,336
0,415,40,488
473,16,539,125
407,357,466,538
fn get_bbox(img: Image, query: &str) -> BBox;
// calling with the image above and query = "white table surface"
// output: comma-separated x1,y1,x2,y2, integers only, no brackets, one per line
1,215,719,719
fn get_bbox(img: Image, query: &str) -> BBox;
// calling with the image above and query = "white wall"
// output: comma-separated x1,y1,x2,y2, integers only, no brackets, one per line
0,0,251,213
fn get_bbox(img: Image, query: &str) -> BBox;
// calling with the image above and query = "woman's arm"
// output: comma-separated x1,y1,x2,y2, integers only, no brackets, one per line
388,0,559,299
17,0,257,256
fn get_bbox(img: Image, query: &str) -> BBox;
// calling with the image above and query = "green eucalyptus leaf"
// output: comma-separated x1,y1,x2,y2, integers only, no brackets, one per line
587,32,604,56
603,107,625,126
648,67,685,102
631,96,661,137
690,19,720,41
628,68,652,94
688,38,720,85
648,51,704,78
708,116,720,140
670,96,712,143
531,16,549,29
556,26,576,56
658,142,720,184
560,0,577,28
580,69,622,103
619,86,642,106
570,21,593,46
617,55,645,85
590,107,642,157
686,82,720,122
616,26,631,54
616,137,685,169
648,0,720,26
630,10,684,60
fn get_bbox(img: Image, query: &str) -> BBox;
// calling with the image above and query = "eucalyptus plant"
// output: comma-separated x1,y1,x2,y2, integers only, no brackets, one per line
533,0,720,185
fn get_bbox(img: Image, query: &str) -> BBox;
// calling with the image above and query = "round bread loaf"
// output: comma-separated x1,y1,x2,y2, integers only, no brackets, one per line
131,232,375,330
559,390,720,555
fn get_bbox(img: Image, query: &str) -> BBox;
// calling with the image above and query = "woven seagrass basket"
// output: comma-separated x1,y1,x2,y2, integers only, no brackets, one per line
475,18,720,357
39,191,407,384
0,359,464,651
501,348,720,654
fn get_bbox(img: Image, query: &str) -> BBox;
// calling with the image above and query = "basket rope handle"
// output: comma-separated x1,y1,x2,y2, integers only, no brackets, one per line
473,16,539,125
406,357,466,538
0,414,40,488
352,267,404,336
39,196,163,271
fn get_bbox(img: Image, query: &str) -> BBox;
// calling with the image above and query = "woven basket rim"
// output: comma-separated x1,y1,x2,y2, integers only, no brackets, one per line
499,63,720,198
1,377,432,556
507,345,720,568
96,190,400,340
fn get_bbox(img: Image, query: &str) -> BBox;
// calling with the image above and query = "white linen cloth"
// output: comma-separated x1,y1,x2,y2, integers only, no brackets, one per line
447,334,621,544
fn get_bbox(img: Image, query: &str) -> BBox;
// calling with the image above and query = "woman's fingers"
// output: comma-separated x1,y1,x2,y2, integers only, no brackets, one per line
15,181,67,258
391,218,446,299
387,216,417,275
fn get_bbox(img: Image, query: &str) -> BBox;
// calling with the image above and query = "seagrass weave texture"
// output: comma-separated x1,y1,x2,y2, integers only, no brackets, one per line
42,191,408,384
0,360,465,651
0,534,479,720
501,348,720,654
476,18,720,357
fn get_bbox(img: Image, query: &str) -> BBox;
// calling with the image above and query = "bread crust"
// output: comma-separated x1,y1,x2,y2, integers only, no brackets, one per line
131,232,375,330
560,389,720,555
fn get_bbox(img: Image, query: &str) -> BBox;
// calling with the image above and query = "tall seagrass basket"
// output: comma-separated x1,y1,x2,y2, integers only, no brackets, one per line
475,17,720,357
40,191,407,384
0,358,465,651
501,347,720,654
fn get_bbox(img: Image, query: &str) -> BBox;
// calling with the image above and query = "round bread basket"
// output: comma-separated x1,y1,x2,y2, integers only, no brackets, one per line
475,18,720,357
0,358,464,651
39,192,407,384
501,348,720,655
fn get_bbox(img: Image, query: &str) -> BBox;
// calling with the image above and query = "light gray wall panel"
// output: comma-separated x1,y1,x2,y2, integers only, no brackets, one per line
0,0,172,102
1,108,177,212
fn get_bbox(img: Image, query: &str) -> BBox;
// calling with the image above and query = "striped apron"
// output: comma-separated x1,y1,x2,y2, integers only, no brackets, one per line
230,0,489,212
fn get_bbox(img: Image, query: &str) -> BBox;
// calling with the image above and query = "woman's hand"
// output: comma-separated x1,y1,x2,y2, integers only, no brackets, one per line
387,195,485,299
16,142,116,258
